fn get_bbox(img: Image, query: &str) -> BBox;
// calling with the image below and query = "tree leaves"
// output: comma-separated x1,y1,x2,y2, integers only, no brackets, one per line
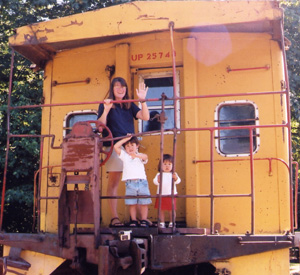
0,0,131,233
283,2,300,172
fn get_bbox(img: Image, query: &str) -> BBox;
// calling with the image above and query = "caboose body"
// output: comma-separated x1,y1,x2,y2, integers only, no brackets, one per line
0,1,297,274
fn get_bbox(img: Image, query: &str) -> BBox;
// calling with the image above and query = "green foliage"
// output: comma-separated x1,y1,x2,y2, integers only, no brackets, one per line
281,1,300,228
0,0,129,233
282,1,300,167
3,185,34,233
282,1,300,118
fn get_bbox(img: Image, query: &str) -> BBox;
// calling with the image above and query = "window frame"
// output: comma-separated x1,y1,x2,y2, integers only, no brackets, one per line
214,100,260,157
137,70,180,134
63,109,98,137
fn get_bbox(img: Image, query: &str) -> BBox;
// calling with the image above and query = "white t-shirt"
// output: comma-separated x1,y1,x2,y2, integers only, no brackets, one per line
119,149,147,181
153,172,181,195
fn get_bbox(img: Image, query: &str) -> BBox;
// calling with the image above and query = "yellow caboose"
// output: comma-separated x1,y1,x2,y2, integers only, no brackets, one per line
0,1,297,274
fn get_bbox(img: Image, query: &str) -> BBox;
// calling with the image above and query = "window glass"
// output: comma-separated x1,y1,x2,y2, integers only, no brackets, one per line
139,72,180,133
216,103,259,156
64,112,97,135
142,108,174,132
144,77,174,106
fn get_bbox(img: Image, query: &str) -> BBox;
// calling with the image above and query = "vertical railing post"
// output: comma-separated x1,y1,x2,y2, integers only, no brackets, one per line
293,161,299,230
157,95,166,227
279,20,294,233
210,130,215,233
249,128,255,234
37,137,45,233
0,49,15,231
169,21,179,229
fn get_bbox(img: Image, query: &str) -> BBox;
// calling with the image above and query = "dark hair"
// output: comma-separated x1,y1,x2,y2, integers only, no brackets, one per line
158,154,173,171
108,77,131,109
146,111,161,131
123,136,139,147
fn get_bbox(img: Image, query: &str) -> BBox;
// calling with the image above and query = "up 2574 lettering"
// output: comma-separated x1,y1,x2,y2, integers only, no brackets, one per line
131,51,175,61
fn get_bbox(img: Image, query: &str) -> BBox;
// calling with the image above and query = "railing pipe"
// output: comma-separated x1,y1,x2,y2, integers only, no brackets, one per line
293,161,299,230
249,129,255,234
280,19,294,233
157,95,166,228
9,90,287,110
169,21,178,230
210,130,215,233
194,157,289,170
0,49,15,230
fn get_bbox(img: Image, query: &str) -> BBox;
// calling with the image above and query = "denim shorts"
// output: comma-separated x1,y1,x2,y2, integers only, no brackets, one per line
125,179,152,205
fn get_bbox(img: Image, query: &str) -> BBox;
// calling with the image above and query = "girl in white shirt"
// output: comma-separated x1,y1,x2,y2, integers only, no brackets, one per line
153,154,181,228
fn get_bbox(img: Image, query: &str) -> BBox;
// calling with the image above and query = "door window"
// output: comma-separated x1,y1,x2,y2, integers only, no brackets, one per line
138,71,180,133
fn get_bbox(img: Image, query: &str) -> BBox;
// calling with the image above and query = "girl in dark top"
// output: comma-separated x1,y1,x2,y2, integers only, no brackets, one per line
97,77,149,227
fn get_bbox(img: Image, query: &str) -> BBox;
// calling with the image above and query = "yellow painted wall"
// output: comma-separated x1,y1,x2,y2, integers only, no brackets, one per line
40,32,185,230
212,248,290,275
183,33,289,233
3,246,64,275
39,30,289,235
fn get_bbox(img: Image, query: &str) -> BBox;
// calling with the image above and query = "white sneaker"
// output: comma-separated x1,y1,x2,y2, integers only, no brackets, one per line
168,222,175,228
159,222,166,228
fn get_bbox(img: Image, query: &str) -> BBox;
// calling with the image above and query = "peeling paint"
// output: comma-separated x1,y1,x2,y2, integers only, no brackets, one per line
129,2,142,11
62,20,83,27
215,222,221,231
38,36,48,43
137,14,169,20
36,28,54,33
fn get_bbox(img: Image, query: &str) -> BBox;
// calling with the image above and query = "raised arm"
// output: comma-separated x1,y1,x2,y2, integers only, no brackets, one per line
136,83,150,121
132,152,148,162
98,99,113,125
114,136,131,156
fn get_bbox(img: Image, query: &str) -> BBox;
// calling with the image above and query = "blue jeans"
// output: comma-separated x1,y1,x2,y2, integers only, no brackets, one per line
125,179,152,205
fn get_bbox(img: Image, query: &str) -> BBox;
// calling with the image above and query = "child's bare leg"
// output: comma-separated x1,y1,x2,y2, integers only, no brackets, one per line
139,205,149,220
169,210,176,223
137,205,153,225
129,205,137,221
107,171,122,220
159,211,165,223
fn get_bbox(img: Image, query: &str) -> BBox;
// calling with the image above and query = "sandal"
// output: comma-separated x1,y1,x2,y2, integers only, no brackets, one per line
109,217,124,227
137,218,156,227
140,220,151,228
129,220,139,227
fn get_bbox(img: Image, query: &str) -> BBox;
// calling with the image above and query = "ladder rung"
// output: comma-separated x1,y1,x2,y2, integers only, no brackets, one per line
65,175,90,184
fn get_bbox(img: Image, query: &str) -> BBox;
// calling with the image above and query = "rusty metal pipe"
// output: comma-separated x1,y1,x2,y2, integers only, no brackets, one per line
52,78,90,86
293,161,299,229
279,19,294,233
169,20,178,230
210,130,215,233
0,49,15,230
227,65,270,73
194,157,289,170
157,94,166,228
9,89,287,110
249,129,255,234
